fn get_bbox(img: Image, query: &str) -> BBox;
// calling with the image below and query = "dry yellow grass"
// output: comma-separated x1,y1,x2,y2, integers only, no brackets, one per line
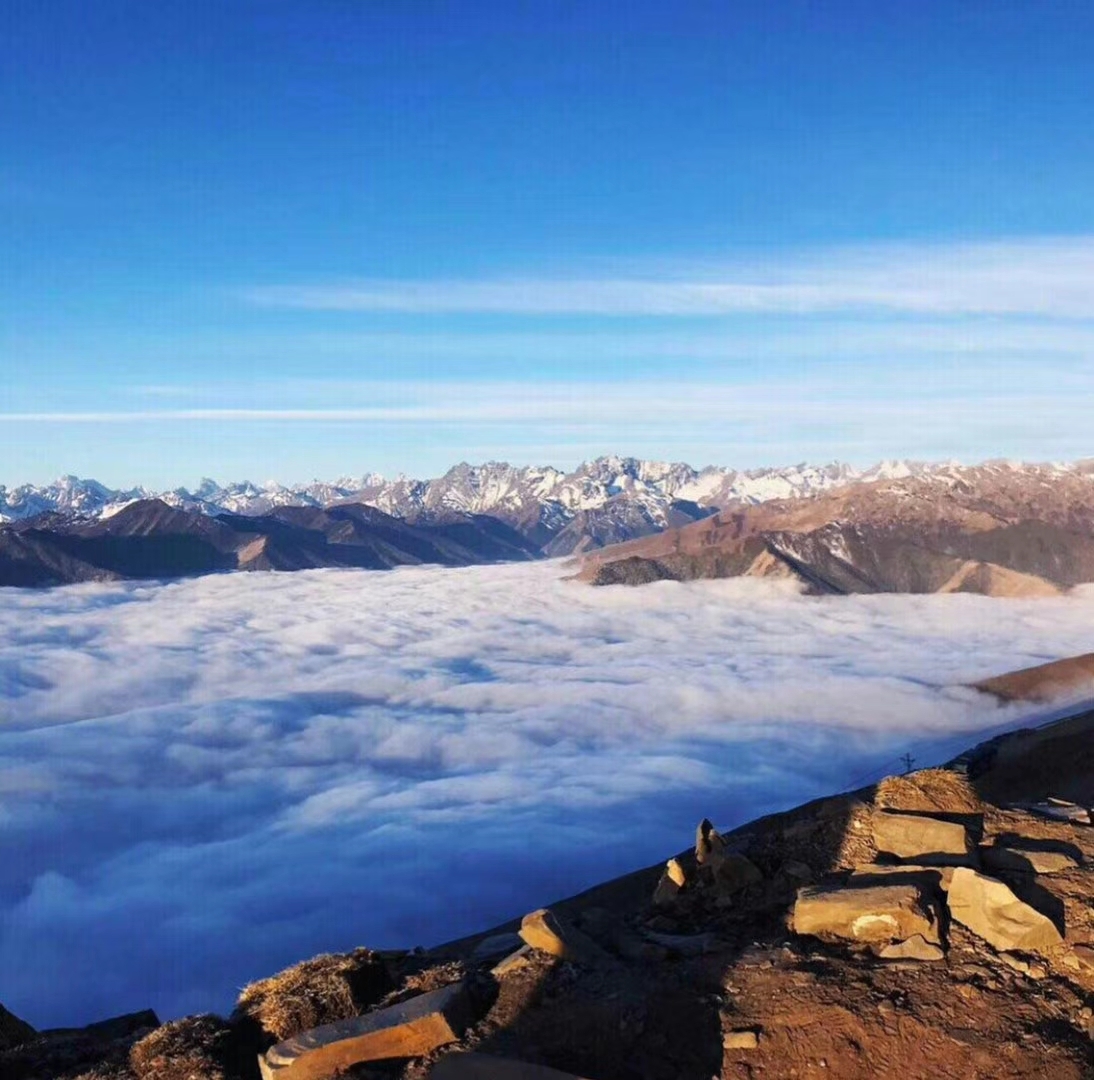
128,1015,230,1080
233,948,391,1042
874,768,983,814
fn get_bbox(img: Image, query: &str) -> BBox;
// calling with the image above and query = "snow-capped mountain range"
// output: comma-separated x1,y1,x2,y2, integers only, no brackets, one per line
1,456,1085,554
0,457,911,524
5,456,1094,588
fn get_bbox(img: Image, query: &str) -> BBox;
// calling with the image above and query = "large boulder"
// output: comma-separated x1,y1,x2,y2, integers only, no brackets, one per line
872,811,973,864
946,868,1064,953
792,882,941,945
519,909,608,965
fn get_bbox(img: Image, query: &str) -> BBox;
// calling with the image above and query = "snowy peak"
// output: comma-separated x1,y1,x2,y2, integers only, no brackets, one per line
0,475,150,522
3,457,1085,548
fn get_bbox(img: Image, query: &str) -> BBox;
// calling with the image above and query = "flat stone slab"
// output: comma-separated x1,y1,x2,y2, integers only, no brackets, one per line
947,868,1064,954
981,845,1081,875
430,1052,591,1079
872,811,973,864
259,983,472,1080
792,882,941,945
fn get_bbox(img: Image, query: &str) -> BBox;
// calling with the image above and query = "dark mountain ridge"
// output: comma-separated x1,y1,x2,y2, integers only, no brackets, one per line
0,500,539,588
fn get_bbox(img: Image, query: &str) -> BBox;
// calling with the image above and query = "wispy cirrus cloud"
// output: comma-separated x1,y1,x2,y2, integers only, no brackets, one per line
2,374,1093,450
243,237,1094,318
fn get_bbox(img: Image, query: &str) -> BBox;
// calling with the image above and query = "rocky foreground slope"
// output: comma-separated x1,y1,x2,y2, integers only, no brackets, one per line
4,664,1094,1079
579,464,1094,597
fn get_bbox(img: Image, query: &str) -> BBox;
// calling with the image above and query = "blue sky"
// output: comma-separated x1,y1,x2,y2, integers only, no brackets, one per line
4,1,1094,487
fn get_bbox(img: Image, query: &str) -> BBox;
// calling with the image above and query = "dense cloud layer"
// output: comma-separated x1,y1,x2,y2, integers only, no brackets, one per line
2,563,1094,1027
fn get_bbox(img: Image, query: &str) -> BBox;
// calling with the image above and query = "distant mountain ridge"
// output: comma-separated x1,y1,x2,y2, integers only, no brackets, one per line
0,499,539,588
5,457,1094,589
0,458,893,561
0,455,1033,532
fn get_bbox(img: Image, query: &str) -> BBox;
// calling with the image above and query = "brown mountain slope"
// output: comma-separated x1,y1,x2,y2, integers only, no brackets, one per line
577,469,1094,595
975,652,1094,705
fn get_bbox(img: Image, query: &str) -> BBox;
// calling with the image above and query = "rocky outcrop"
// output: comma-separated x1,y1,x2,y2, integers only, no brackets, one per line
0,1004,34,1050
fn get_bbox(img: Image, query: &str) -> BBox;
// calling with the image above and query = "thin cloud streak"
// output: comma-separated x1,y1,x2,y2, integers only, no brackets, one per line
244,237,1094,318
4,374,1094,433
106,321,1094,375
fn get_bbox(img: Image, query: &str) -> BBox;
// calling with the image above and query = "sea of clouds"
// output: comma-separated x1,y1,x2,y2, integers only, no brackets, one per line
2,561,1094,1028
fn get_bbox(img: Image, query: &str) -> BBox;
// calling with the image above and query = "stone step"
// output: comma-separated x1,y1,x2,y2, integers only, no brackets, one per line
792,881,941,945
